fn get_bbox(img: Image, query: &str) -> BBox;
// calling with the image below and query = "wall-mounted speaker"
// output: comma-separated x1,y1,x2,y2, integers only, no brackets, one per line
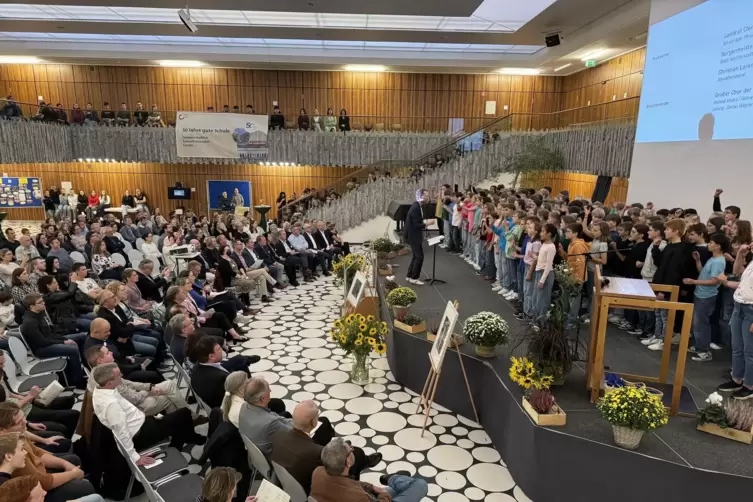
545,34,561,47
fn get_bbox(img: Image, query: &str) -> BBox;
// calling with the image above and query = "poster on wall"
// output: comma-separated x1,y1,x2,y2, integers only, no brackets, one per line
176,112,269,160
0,177,42,207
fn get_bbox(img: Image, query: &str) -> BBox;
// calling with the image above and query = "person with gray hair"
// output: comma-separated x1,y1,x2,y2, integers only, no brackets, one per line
238,377,334,456
312,438,427,502
92,362,205,468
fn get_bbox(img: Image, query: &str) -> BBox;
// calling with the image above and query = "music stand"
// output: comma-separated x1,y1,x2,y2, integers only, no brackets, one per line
427,235,446,285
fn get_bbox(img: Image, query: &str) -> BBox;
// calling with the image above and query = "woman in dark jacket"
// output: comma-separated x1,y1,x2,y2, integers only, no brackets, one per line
37,275,95,333
76,190,88,215
297,108,310,130
338,108,351,131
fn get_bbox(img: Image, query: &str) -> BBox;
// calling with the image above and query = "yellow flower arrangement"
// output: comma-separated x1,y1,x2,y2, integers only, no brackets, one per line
333,253,368,287
597,386,669,431
330,315,388,357
509,356,555,391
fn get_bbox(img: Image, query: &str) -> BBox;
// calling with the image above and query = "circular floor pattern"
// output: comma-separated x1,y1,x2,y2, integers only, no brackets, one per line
303,382,326,393
394,428,437,451
300,320,326,329
359,428,376,438
418,465,438,478
316,370,350,384
427,445,474,471
248,359,275,372
344,435,366,448
242,338,270,348
372,435,389,446
429,425,446,435
372,358,391,371
464,487,486,501
456,439,474,449
467,430,492,445
328,383,365,400
377,445,404,461
471,447,501,463
261,306,286,313
319,410,343,423
457,415,483,428
344,397,383,415
308,359,340,372
451,427,469,436
248,320,276,328
439,435,456,444
291,391,315,402
321,399,345,410
484,494,516,502
512,486,532,502
335,421,361,436
300,338,327,348
433,414,459,427
246,329,273,339
436,471,466,491
269,385,288,399
438,493,470,502
364,383,386,393
321,295,342,302
302,348,332,360
251,371,279,384
389,392,412,403
277,356,299,365
299,328,326,338
407,414,432,428
465,464,515,493
366,412,407,433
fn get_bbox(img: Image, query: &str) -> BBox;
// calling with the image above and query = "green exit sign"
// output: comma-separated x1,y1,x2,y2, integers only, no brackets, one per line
585,60,597,68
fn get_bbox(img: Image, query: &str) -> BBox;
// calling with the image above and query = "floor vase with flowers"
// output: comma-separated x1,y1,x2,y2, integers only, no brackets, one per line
351,352,370,385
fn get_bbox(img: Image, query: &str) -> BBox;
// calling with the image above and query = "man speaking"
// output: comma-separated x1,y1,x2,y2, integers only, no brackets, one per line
404,188,430,285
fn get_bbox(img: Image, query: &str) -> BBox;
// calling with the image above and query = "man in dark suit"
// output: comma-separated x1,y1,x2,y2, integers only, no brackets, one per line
302,222,332,273
201,237,221,271
313,220,343,261
190,335,232,409
254,235,286,284
265,232,302,286
96,289,161,360
136,259,168,302
84,326,163,384
272,230,311,283
404,188,429,285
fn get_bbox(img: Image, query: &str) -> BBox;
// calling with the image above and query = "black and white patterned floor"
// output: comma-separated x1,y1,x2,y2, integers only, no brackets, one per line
90,273,533,502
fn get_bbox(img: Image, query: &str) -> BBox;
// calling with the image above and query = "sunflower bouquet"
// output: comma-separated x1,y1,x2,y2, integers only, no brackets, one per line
333,253,367,288
510,356,558,415
331,313,388,357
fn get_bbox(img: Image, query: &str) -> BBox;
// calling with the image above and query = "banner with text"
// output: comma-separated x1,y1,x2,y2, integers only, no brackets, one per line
176,112,269,160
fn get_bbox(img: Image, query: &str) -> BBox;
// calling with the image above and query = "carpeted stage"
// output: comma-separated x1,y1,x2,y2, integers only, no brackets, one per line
382,241,753,502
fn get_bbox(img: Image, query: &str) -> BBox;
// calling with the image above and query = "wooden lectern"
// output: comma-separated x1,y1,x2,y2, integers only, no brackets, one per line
586,267,694,416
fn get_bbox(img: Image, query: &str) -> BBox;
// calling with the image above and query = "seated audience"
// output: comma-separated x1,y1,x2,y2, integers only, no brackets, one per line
91,364,204,469
135,259,169,302
15,236,39,263
96,290,158,358
311,438,428,502
122,268,153,315
11,268,37,304
90,237,124,280
189,335,254,408
69,263,102,300
216,245,272,302
20,294,86,388
0,432,26,487
198,467,256,502
0,248,23,288
0,403,96,501
0,476,49,502
37,275,94,334
174,279,247,342
85,340,162,386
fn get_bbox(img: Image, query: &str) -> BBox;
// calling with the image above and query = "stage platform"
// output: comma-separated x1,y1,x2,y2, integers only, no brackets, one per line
381,243,753,502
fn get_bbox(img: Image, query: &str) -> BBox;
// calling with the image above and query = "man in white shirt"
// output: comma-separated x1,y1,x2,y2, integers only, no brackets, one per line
91,363,205,466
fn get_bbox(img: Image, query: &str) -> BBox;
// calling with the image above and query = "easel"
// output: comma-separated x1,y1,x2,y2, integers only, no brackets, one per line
586,267,694,416
416,301,479,437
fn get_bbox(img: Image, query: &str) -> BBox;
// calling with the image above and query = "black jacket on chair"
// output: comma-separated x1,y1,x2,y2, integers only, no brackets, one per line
202,248,221,270
97,306,136,342
191,363,230,409
136,271,166,302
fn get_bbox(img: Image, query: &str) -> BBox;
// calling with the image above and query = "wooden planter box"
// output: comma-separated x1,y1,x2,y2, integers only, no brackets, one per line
522,397,567,427
378,265,393,276
697,423,753,444
394,320,426,334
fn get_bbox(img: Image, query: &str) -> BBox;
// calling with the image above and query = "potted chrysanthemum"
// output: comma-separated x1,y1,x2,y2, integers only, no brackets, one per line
462,311,509,358
386,287,417,321
597,386,668,449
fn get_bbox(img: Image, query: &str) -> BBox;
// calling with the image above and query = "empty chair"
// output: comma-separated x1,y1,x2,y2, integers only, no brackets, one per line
127,249,144,266
241,433,275,484
112,252,127,267
7,337,68,384
70,250,87,264
122,240,134,252
1,350,58,393
272,461,306,502
135,238,145,252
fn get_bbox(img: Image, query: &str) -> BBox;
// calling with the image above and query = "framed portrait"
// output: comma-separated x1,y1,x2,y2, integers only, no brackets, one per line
347,270,368,308
429,301,459,370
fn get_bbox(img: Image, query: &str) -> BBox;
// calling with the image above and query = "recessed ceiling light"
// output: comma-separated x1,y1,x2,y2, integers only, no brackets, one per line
554,63,572,72
581,49,608,61
344,64,386,72
498,68,541,75
158,60,204,67
0,56,40,64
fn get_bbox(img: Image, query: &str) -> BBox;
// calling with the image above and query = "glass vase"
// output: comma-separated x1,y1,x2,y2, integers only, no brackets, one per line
350,352,370,385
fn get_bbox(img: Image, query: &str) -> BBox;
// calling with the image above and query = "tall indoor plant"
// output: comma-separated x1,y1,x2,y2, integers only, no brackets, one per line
463,311,509,358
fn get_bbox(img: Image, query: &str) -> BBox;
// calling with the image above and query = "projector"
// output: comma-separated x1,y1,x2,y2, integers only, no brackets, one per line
178,9,198,33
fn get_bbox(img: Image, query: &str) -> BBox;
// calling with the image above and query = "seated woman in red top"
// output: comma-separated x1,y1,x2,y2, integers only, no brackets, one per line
86,191,100,219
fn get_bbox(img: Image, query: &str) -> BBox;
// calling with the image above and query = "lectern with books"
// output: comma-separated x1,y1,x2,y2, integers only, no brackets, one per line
586,266,694,416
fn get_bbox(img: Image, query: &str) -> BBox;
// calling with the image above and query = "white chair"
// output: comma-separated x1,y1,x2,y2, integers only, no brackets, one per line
112,253,127,267
170,354,210,415
7,337,68,385
122,240,134,252
135,238,145,252
113,434,194,502
128,249,144,266
0,350,58,393
241,433,277,487
272,461,307,502
70,251,86,264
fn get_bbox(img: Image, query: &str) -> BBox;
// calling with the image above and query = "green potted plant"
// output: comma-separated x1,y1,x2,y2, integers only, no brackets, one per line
394,313,426,334
697,392,753,444
463,311,509,358
386,287,417,321
597,386,668,449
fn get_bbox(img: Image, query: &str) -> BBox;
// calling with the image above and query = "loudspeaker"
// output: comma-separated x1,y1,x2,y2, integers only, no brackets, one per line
545,34,561,47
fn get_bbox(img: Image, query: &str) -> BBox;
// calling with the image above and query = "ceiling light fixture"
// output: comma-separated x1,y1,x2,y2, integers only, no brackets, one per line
344,64,386,72
498,68,541,75
581,49,608,61
0,56,40,64
158,60,204,67
178,7,198,33
554,63,572,72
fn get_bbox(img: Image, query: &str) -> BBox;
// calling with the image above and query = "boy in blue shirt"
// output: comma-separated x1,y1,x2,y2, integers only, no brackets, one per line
684,233,730,362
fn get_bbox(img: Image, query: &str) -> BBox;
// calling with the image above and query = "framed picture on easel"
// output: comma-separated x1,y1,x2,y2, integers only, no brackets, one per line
429,301,459,370
347,270,368,309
